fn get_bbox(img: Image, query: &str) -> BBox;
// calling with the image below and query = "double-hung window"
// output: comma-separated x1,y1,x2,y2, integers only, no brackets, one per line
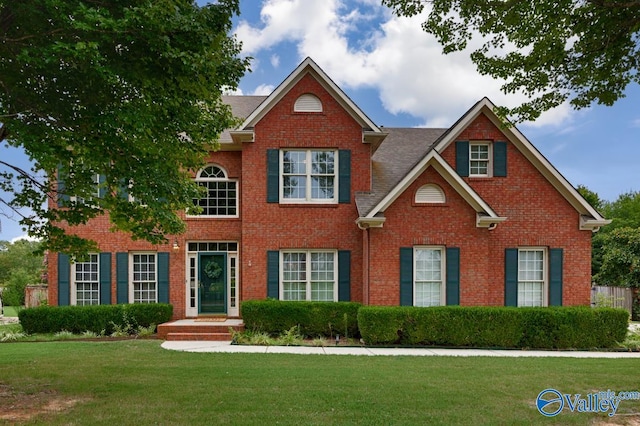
281,150,337,202
281,250,337,301
469,143,491,177
414,247,445,307
73,254,99,306
131,253,157,303
517,249,546,307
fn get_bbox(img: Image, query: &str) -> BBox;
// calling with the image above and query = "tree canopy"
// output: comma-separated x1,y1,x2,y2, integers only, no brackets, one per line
0,239,43,306
0,0,249,256
383,0,640,122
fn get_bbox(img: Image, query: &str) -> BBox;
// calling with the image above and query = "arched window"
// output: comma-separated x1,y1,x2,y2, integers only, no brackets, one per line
415,184,445,204
192,165,238,216
294,94,323,112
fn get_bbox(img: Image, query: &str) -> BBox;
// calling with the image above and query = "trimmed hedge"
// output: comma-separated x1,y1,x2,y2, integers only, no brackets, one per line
241,299,361,338
358,306,629,349
18,304,173,335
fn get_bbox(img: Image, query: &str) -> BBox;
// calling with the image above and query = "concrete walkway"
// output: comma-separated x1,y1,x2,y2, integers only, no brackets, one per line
161,340,640,358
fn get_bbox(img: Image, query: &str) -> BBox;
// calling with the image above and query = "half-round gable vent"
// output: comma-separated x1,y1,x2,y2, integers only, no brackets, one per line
415,184,445,204
294,94,323,112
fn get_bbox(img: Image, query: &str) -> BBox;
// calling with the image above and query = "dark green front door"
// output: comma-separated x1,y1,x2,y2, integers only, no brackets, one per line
198,253,227,314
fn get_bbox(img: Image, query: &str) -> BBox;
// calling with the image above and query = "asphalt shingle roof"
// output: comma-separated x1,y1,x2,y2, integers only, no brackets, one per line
355,127,448,217
219,95,267,142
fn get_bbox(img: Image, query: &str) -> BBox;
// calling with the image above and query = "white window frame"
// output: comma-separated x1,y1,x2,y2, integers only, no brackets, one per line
280,150,338,204
517,248,548,307
189,165,239,218
129,252,158,304
71,254,100,306
413,246,446,307
70,173,101,204
469,142,492,177
280,250,338,302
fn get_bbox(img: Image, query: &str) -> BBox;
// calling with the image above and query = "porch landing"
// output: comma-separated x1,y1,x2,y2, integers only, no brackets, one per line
157,319,244,341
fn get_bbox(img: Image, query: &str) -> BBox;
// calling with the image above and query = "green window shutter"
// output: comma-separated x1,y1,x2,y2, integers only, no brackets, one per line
266,149,279,203
400,247,413,306
338,250,351,301
57,165,70,207
116,252,129,304
493,141,507,177
58,253,70,306
549,248,563,306
157,252,169,303
445,247,460,305
455,141,470,177
505,248,518,306
99,253,111,305
338,150,351,204
267,251,279,298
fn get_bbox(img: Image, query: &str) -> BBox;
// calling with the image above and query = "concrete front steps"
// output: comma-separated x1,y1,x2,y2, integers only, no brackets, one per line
157,318,244,341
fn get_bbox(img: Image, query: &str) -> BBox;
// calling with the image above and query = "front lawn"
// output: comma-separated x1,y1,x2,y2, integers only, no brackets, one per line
0,340,638,425
1,305,21,317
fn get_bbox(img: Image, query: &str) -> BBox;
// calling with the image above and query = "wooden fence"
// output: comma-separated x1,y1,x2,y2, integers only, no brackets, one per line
591,286,633,315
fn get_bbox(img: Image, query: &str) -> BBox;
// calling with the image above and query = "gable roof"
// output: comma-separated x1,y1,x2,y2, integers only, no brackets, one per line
356,97,609,231
235,57,384,137
219,95,267,144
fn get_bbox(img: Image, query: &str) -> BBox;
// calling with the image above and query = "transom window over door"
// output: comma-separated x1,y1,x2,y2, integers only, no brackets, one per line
518,249,546,307
192,165,238,217
281,251,336,301
414,247,444,307
281,150,336,202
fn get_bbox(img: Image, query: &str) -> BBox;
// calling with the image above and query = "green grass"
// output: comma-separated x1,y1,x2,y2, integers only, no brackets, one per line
0,340,638,425
2,305,21,317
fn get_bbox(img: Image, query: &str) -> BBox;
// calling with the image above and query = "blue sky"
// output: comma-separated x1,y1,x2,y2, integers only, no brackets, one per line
1,0,638,241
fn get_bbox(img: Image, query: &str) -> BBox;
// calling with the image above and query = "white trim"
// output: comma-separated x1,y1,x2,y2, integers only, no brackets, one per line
70,253,99,306
239,57,382,135
279,249,338,302
365,151,505,227
433,97,609,229
188,164,239,218
294,93,323,112
185,242,240,317
517,247,548,307
280,149,338,204
415,184,446,204
469,141,492,177
129,252,158,304
413,246,446,307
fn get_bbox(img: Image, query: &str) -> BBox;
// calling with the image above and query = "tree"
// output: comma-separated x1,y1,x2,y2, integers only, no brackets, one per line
595,227,640,288
0,1,249,256
382,0,640,122
0,239,43,306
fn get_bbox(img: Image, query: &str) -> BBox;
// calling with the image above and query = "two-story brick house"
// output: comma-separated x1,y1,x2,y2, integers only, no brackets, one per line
48,57,608,320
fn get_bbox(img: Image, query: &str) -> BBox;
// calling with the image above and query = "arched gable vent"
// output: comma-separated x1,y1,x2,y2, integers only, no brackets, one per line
294,94,323,112
415,184,446,204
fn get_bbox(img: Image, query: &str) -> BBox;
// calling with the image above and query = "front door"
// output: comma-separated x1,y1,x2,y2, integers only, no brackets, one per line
198,253,227,314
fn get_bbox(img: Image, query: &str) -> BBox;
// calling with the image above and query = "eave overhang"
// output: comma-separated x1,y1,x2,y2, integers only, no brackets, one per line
433,97,610,232
362,150,505,229
356,216,386,230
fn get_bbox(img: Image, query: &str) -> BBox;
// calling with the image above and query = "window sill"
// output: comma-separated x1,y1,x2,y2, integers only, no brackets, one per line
278,203,339,208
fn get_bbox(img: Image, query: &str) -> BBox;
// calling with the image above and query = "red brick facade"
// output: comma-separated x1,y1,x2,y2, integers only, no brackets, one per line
48,59,601,318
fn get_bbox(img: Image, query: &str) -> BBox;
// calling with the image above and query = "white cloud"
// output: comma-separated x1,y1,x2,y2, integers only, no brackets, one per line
234,0,575,128
10,234,39,244
251,84,276,96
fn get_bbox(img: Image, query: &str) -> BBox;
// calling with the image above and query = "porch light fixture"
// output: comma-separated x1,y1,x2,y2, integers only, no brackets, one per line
172,240,180,251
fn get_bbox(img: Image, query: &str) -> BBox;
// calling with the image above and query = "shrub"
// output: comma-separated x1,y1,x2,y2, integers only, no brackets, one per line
358,306,628,349
18,304,173,335
241,299,361,338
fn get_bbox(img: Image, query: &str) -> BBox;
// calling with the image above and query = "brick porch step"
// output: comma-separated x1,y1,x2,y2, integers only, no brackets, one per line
157,319,244,341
